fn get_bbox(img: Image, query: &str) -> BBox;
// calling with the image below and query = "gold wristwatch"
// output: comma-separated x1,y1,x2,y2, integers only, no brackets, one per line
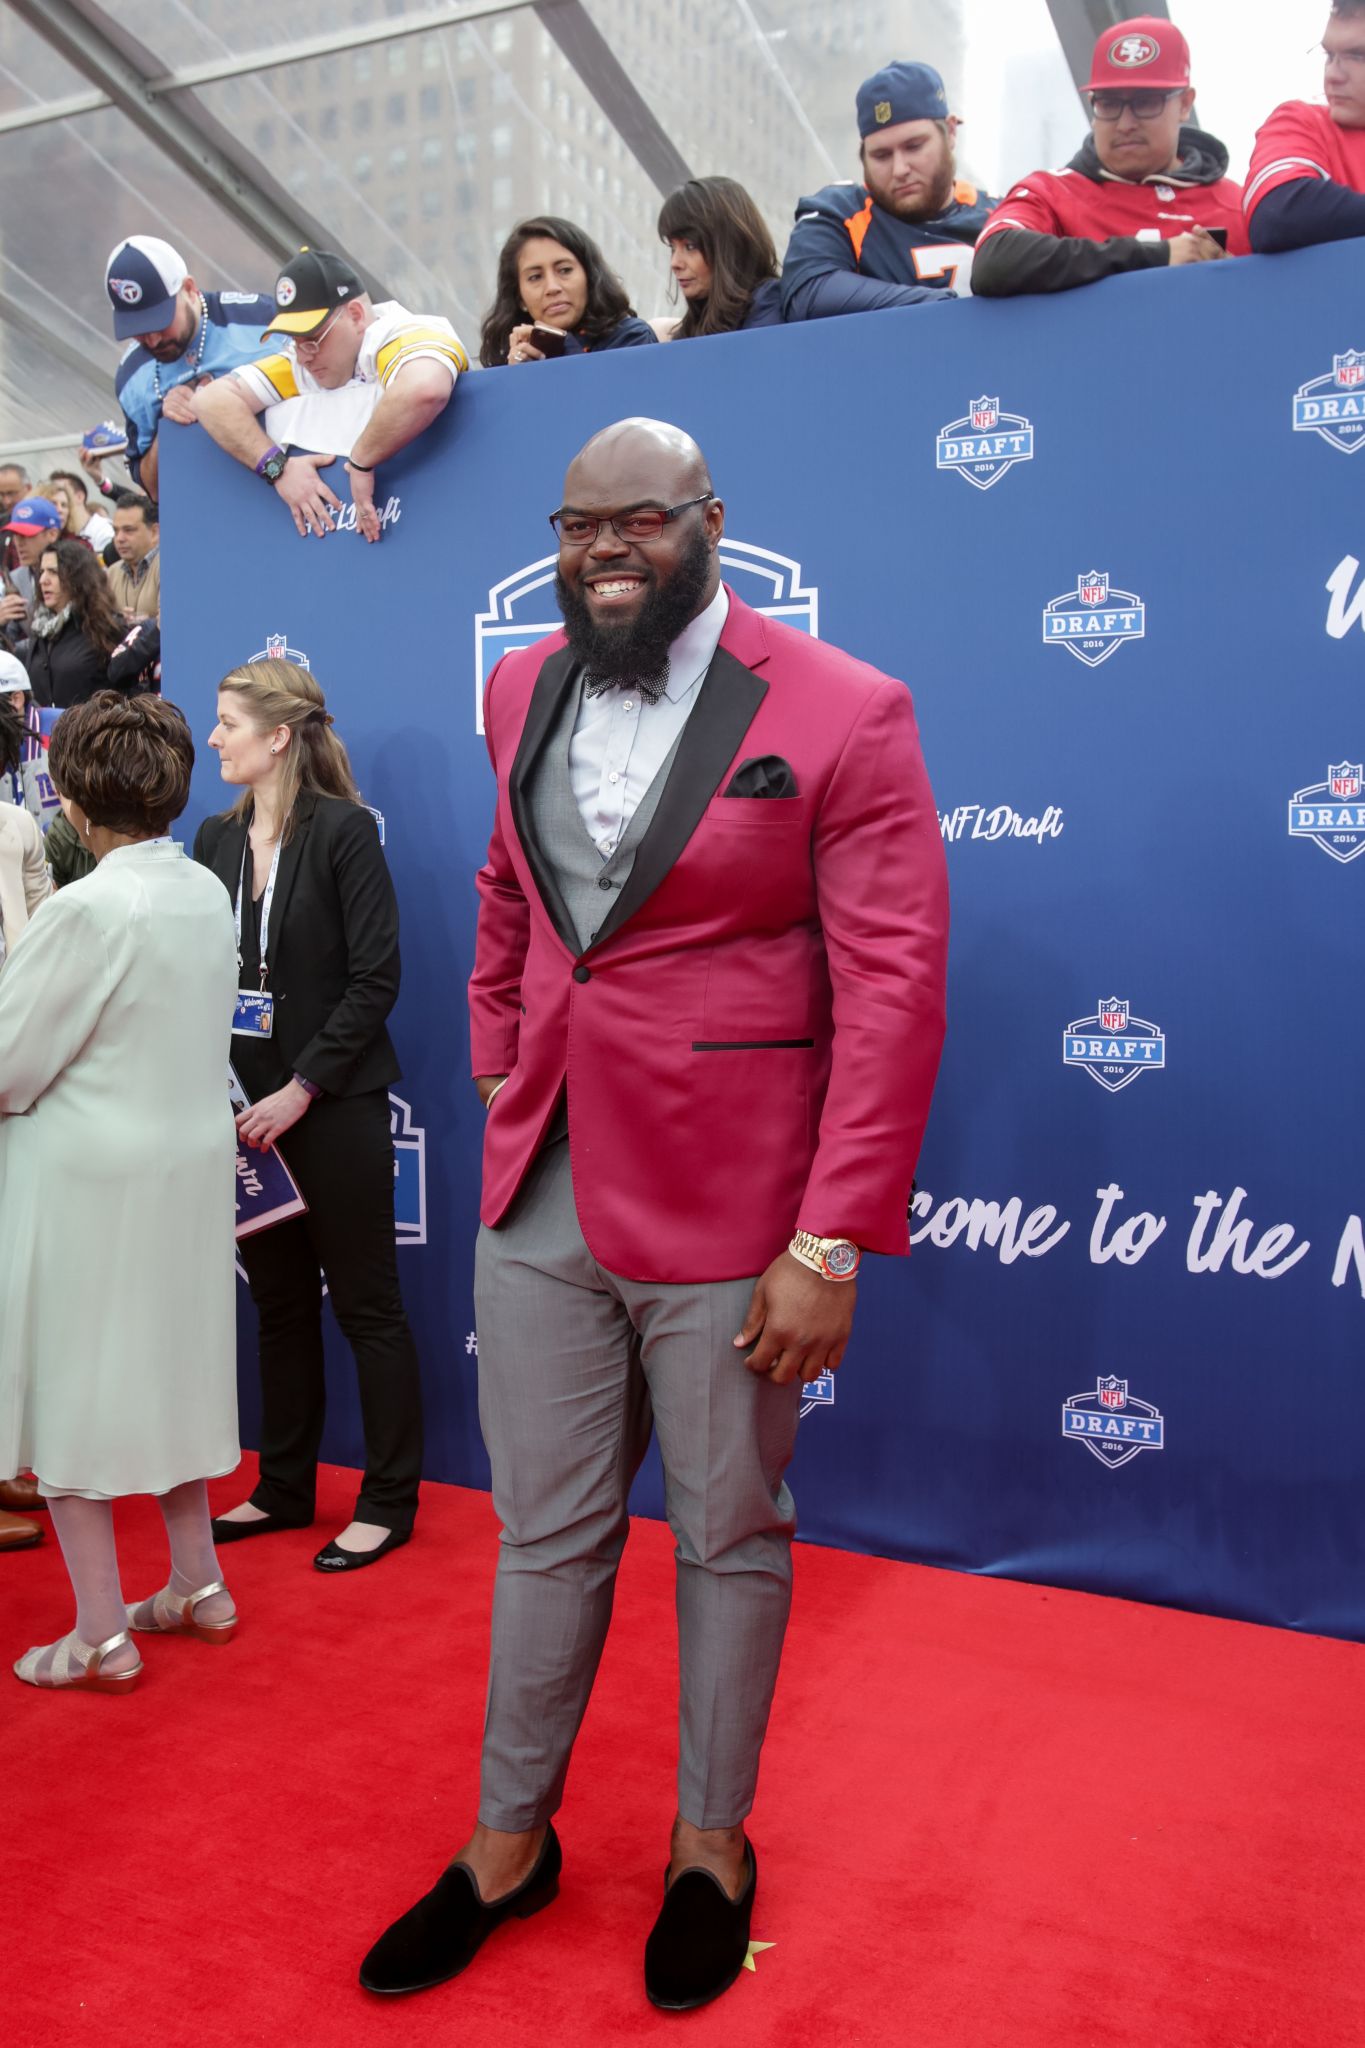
788,1230,861,1282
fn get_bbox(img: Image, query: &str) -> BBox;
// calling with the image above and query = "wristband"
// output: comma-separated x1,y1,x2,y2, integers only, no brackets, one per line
346,458,374,472
292,1073,322,1101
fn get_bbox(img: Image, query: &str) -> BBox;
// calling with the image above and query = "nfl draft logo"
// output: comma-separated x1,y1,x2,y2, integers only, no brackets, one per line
1292,351,1365,453
250,632,311,668
474,540,819,732
390,1092,427,1245
799,1372,836,1421
935,395,1035,490
1063,998,1166,1092
1043,571,1145,667
1062,1377,1165,1469
1287,760,1365,863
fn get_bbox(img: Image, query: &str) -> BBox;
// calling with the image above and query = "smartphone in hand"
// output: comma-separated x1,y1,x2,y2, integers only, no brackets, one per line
529,323,569,358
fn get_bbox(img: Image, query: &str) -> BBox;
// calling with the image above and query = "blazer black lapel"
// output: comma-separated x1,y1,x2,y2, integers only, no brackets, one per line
590,646,768,950
508,643,580,955
261,791,314,965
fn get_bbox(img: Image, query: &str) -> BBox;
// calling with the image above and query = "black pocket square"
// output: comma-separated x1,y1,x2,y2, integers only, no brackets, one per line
723,755,798,800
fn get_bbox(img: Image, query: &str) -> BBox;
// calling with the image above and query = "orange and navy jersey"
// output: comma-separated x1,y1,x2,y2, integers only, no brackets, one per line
782,178,998,303
1244,99,1365,220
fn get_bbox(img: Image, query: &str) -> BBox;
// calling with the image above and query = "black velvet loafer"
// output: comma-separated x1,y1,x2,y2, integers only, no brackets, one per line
313,1529,411,1573
644,1839,756,2012
359,1824,562,1995
209,1511,312,1545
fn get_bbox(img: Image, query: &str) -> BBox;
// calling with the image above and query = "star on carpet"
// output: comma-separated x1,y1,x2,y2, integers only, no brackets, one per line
743,1940,777,1974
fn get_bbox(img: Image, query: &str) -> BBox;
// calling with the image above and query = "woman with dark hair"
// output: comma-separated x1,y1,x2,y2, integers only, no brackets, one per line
24,538,124,709
1,693,240,1691
195,659,424,1572
657,177,783,338
480,216,657,366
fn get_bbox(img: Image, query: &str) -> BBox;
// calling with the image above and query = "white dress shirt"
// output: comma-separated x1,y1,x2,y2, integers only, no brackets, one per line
568,582,730,856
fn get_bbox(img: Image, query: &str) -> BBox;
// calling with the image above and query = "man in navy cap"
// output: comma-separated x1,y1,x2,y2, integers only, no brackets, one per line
780,60,997,320
93,236,274,497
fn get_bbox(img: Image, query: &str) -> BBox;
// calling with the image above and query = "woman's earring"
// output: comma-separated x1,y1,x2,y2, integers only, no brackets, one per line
270,745,278,755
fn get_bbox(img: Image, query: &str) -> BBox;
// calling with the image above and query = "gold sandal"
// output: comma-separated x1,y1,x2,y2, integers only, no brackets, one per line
126,1581,238,1644
13,1628,143,1692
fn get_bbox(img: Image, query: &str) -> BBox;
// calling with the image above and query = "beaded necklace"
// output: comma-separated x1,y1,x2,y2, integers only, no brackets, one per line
151,294,208,402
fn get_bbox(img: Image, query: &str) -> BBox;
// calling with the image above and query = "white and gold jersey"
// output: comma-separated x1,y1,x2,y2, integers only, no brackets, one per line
237,302,468,456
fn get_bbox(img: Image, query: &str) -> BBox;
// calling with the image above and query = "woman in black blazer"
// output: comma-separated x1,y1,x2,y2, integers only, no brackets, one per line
195,658,423,1571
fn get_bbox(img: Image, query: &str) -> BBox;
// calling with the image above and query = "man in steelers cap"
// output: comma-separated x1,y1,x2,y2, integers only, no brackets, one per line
780,60,998,319
974,16,1245,294
96,236,275,496
195,249,468,543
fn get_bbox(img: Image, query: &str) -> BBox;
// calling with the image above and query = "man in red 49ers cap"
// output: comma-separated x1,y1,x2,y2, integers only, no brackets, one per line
1245,0,1365,251
973,15,1248,296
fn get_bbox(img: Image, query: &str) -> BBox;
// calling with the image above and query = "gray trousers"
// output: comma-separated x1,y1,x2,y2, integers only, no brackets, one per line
474,1135,802,1832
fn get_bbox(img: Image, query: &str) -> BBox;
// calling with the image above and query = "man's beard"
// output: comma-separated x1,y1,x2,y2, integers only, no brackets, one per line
556,525,715,679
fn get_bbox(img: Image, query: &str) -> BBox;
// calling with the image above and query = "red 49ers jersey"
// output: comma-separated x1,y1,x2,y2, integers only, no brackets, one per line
1244,99,1365,220
979,162,1249,256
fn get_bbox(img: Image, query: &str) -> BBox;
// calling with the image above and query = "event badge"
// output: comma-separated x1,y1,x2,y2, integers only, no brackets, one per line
232,988,275,1037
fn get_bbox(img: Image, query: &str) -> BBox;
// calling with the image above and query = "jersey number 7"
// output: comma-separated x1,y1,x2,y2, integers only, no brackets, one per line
911,244,976,297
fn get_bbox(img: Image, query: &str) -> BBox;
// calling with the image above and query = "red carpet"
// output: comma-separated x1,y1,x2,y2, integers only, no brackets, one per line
5,1456,1361,2048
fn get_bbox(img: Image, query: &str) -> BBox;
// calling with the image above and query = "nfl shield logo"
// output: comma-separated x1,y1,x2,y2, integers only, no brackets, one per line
1080,573,1109,608
265,634,287,659
1097,1377,1128,1410
971,396,999,431
1335,351,1365,389
1329,761,1363,798
1099,998,1129,1031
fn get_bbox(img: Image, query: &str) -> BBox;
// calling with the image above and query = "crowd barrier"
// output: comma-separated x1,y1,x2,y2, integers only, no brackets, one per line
164,241,1365,1642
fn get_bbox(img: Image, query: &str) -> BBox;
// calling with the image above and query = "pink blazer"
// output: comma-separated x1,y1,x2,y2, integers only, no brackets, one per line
469,588,949,1283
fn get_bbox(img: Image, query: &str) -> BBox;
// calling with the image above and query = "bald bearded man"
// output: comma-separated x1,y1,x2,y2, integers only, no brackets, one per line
361,420,949,2012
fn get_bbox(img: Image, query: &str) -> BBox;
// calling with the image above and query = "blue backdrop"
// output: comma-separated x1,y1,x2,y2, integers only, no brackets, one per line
164,242,1365,1643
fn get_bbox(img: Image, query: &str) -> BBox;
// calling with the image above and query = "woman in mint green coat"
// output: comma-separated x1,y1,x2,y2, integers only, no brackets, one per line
0,693,241,1693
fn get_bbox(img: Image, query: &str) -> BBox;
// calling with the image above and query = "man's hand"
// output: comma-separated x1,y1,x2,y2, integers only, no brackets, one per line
77,445,106,477
734,1252,857,1386
275,453,342,538
235,1078,313,1153
476,1073,509,1108
160,383,200,427
0,594,27,626
1168,227,1228,266
347,461,380,543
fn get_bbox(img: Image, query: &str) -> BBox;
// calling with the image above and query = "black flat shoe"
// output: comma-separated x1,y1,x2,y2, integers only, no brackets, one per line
313,1528,411,1573
644,1839,757,2012
359,1824,562,1995
210,1511,313,1545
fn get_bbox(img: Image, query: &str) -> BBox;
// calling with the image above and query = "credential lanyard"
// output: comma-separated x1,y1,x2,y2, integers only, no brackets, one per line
235,831,283,992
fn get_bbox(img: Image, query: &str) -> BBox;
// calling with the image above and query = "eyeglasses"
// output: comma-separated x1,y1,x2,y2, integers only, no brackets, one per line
1089,89,1182,121
549,494,714,547
1316,40,1365,65
293,306,345,356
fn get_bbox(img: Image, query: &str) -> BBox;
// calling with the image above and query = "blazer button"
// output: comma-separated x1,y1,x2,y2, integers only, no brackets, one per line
573,964,591,983
596,876,613,890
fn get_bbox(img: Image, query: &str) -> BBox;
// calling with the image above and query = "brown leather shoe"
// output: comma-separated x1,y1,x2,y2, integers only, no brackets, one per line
0,1476,43,1513
0,1510,42,1551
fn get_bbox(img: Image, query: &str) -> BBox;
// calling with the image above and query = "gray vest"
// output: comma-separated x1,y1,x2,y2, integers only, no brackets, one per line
525,670,684,954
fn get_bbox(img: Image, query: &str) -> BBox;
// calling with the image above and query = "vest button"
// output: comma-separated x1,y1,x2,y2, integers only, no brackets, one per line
573,965,591,983
597,876,613,890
